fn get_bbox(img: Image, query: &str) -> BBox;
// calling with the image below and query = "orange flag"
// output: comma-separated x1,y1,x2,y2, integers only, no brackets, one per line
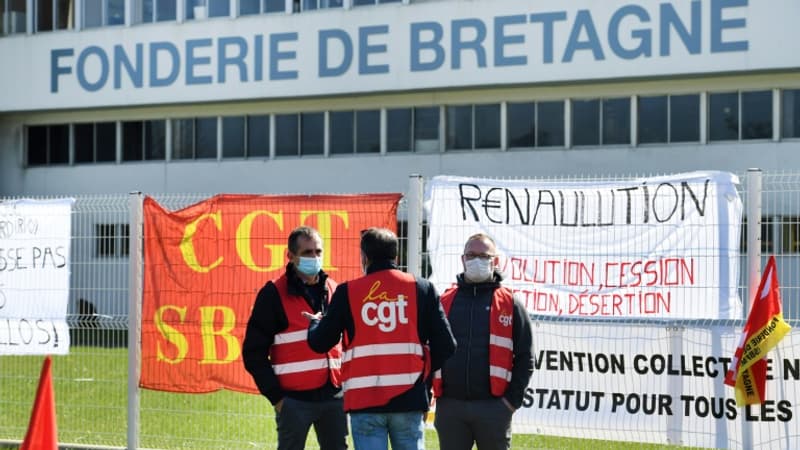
724,256,792,405
21,356,58,450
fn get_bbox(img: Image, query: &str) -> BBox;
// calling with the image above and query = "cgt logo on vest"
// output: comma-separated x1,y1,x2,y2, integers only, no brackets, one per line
361,295,409,333
498,313,512,327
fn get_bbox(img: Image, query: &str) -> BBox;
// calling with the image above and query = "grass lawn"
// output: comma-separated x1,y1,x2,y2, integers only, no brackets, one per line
1,347,698,449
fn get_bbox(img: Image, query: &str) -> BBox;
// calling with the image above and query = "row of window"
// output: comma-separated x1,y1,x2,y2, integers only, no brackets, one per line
91,217,800,260
26,89,800,166
0,0,400,34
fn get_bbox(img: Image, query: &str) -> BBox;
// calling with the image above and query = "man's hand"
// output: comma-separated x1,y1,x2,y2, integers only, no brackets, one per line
274,398,284,413
302,311,322,321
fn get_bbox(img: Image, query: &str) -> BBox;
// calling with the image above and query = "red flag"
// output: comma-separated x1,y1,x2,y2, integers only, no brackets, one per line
21,356,58,450
724,256,791,405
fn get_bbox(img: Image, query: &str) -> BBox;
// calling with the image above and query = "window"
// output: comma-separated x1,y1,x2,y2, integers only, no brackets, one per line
49,125,69,163
330,110,380,154
537,101,565,147
222,116,245,158
708,92,738,141
413,106,439,152
387,107,440,152
387,108,411,152
27,126,48,166
507,102,535,148
186,0,228,19
1,0,27,34
75,122,116,163
300,112,324,156
26,124,70,165
95,223,129,258
240,0,283,14
709,91,772,141
137,0,176,23
275,112,324,156
446,104,500,150
172,118,217,160
670,95,700,142
246,115,270,157
572,98,630,146
330,111,354,154
275,114,299,156
638,94,700,144
83,0,124,28
123,120,166,161
638,96,667,144
446,105,471,150
299,0,342,11
572,100,600,146
602,98,630,145
782,89,800,139
356,110,380,153
741,91,772,139
353,0,400,5
195,117,217,158
37,0,75,31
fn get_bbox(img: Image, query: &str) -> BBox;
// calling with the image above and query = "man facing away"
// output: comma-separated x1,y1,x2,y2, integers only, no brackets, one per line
242,226,347,450
304,227,456,450
433,233,534,450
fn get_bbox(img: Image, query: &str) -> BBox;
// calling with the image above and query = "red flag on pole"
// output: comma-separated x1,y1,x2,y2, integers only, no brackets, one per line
724,256,792,405
20,355,58,450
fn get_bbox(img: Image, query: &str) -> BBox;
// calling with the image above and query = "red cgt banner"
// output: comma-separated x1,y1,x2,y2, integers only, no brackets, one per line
140,193,401,393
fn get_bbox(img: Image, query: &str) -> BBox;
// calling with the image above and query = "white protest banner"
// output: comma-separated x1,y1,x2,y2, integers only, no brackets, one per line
0,198,73,355
425,171,743,320
516,321,800,449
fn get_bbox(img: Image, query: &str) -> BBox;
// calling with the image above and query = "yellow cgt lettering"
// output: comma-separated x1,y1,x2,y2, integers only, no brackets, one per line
236,210,284,272
300,210,349,272
199,306,241,364
181,211,223,273
155,305,189,364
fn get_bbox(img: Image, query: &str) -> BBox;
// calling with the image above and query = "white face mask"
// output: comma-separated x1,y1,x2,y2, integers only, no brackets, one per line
464,257,494,283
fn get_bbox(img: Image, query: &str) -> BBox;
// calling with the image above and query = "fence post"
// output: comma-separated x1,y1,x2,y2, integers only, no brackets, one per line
746,168,762,317
128,192,144,450
407,174,424,276
742,168,762,450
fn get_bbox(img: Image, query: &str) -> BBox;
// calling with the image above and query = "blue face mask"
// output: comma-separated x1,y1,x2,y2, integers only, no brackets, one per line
297,256,322,276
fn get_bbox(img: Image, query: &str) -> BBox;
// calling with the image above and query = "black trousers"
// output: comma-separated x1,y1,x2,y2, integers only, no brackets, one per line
275,396,348,450
434,397,513,450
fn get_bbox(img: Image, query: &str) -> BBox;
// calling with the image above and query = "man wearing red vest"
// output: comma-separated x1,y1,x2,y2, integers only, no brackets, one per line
433,233,533,450
305,227,456,450
242,226,347,450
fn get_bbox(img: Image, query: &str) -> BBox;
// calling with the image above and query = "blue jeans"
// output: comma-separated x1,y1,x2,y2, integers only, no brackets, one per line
350,411,425,450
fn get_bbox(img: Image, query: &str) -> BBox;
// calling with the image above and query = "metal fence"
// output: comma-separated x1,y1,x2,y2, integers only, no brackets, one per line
1,170,800,449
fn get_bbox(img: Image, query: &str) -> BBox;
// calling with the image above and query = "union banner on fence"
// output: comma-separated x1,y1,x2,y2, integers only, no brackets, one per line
140,193,401,393
425,171,743,320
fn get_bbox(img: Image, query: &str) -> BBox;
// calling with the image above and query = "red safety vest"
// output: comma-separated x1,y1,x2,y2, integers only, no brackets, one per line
432,286,514,397
270,275,342,391
342,269,423,411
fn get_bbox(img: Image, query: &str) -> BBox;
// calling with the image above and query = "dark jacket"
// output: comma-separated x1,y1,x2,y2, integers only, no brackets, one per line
439,270,534,409
307,260,456,413
242,263,340,405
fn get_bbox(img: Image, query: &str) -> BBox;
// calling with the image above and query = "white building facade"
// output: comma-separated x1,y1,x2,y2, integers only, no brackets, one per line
0,0,799,196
